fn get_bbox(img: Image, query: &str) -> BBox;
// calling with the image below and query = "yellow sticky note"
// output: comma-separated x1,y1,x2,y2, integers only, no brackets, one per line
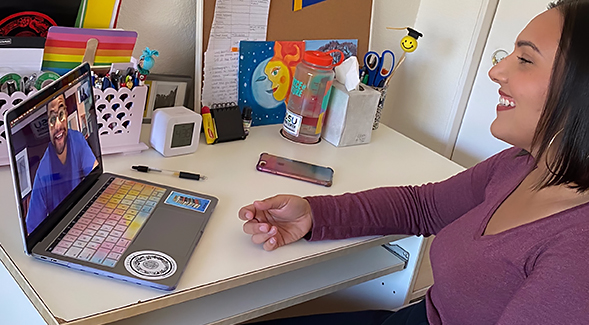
294,0,303,11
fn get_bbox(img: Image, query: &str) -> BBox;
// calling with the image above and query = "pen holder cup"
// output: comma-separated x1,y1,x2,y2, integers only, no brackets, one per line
370,85,389,130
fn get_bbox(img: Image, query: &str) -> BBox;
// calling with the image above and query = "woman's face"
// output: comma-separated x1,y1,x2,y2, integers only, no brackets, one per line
488,8,562,152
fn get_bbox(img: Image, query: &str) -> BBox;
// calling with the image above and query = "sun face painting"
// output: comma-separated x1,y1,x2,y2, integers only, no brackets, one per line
239,41,304,126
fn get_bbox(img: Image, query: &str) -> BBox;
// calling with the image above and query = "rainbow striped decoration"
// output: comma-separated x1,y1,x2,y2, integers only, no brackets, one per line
42,26,137,75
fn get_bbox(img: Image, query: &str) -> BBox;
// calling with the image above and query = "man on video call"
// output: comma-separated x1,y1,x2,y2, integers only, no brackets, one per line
25,94,98,234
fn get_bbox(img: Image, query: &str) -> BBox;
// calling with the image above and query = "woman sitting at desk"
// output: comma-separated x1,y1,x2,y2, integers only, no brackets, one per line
239,0,589,324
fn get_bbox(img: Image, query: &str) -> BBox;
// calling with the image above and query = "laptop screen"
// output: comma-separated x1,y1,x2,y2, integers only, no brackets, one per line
8,66,102,238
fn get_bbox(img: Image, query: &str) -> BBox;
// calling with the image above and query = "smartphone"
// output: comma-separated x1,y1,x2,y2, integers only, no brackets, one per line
256,153,334,187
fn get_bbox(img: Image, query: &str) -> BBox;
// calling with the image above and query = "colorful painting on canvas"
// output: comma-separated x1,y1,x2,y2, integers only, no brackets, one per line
238,41,305,126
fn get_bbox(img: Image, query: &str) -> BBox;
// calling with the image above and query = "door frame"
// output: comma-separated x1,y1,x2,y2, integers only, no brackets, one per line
443,0,500,158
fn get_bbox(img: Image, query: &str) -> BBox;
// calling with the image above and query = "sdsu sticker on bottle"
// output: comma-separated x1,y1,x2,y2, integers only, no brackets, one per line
124,251,177,280
164,191,211,213
283,110,302,136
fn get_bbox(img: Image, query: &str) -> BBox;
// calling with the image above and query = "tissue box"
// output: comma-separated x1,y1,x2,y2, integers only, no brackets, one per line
322,81,380,147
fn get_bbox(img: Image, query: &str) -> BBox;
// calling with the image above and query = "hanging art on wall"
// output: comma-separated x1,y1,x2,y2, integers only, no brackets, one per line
238,41,305,126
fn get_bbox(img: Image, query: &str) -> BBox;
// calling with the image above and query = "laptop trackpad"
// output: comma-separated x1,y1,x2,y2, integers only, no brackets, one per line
127,203,207,260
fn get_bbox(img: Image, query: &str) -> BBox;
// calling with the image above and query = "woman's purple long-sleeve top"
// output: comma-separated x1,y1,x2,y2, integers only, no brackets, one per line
305,148,589,325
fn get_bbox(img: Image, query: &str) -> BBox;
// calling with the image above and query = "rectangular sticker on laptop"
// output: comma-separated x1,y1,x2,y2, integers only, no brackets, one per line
164,191,211,213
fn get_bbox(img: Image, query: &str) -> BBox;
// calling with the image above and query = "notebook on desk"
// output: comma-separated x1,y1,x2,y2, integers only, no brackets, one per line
4,63,218,291
210,103,246,143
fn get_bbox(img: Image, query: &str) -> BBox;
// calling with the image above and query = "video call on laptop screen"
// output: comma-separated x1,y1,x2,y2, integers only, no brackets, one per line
9,72,101,236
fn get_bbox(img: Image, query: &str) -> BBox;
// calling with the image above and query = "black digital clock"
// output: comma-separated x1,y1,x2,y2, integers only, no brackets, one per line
171,122,195,148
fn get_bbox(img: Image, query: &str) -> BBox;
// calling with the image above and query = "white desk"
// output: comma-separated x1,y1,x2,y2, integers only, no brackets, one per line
0,124,463,324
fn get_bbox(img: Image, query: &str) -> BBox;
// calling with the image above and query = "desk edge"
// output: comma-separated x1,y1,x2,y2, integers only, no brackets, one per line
0,244,60,325
62,234,405,324
212,252,407,325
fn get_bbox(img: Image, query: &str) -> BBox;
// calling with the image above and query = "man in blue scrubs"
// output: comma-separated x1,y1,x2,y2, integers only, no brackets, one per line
25,94,98,234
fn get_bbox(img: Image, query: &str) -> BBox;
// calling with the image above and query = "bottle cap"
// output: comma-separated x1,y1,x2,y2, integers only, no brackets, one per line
303,51,332,67
242,106,252,119
201,106,210,114
303,49,345,68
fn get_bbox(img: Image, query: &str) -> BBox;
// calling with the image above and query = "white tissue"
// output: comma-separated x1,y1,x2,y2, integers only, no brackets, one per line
335,56,361,91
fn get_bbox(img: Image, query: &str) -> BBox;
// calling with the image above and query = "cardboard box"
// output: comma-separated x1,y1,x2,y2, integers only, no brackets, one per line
322,81,380,147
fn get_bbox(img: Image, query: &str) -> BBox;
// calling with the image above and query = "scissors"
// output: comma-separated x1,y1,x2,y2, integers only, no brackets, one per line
363,50,395,87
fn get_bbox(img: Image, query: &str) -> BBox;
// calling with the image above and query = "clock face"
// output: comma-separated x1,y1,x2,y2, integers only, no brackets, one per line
171,122,195,148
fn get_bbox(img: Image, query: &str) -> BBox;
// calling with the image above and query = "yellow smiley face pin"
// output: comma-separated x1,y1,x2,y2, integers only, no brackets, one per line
400,28,423,53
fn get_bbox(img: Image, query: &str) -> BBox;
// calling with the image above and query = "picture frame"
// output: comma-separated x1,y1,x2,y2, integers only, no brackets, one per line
143,74,193,122
15,148,32,197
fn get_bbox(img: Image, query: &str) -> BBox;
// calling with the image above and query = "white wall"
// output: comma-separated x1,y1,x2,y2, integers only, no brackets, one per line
116,0,196,78
370,1,421,54
373,0,496,157
452,0,548,167
115,0,494,155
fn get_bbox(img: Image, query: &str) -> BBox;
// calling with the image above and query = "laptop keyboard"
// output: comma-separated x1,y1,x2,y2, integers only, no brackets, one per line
47,177,166,268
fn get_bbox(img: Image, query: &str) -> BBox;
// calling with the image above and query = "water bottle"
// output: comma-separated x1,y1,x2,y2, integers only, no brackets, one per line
282,50,343,144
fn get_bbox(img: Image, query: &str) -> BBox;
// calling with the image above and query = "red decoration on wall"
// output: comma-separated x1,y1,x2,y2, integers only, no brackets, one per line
0,11,56,37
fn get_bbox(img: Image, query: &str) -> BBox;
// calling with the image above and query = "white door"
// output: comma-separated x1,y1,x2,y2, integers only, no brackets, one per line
451,0,550,167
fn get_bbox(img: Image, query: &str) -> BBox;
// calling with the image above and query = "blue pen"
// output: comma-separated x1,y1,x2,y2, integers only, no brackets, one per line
102,77,112,91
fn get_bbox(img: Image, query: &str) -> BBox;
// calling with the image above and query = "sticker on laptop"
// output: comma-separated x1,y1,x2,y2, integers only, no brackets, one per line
164,191,211,213
124,250,177,280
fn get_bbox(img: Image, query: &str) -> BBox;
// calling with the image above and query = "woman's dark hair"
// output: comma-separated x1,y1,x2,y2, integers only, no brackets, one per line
531,0,589,192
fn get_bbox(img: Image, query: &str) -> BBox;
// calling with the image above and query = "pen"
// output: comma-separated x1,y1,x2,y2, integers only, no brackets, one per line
131,165,207,181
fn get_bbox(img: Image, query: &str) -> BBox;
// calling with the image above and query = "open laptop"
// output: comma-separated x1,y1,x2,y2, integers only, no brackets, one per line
4,63,217,291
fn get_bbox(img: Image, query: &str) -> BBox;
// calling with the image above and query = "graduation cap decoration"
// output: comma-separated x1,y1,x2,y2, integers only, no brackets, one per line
400,28,423,53
408,28,423,40
375,26,425,87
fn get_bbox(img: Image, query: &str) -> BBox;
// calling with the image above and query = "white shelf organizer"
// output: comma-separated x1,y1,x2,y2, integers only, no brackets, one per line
94,86,149,155
0,86,149,167
0,91,30,166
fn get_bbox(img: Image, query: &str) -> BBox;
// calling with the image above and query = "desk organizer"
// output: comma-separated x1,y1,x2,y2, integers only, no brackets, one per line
0,86,149,166
94,86,149,155
0,91,30,165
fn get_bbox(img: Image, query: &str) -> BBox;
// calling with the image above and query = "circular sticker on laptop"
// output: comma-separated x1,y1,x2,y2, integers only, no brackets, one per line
124,251,177,280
